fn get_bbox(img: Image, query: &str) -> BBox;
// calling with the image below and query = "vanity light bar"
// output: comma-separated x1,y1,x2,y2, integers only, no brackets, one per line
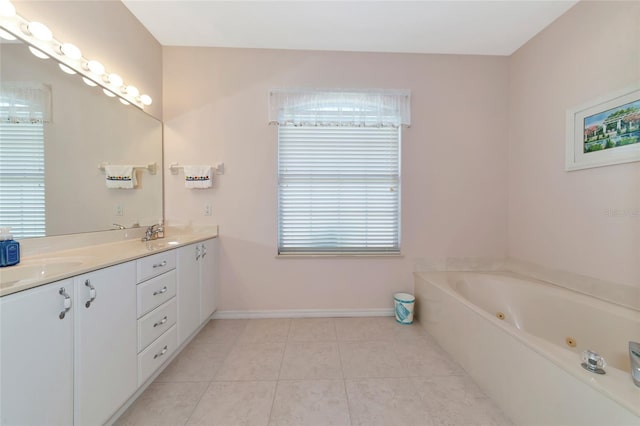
0,0,153,109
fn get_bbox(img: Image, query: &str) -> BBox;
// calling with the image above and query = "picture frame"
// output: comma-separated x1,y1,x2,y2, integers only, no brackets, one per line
565,87,640,171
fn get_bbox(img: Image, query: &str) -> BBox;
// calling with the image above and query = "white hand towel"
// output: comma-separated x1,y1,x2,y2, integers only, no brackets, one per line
105,165,137,189
184,165,212,189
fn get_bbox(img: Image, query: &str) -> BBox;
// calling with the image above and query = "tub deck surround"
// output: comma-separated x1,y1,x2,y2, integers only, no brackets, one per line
0,228,218,297
415,271,640,426
506,258,640,312
413,257,639,312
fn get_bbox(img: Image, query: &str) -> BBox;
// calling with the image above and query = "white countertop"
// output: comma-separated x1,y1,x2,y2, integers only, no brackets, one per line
0,231,218,297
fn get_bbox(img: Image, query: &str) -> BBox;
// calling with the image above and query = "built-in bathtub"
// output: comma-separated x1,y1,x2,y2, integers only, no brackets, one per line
415,271,640,426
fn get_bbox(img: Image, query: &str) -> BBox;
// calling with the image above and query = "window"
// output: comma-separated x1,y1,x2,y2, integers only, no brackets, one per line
271,89,410,255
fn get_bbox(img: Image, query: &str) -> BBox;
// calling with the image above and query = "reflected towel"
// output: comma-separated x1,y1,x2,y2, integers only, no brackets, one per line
184,165,212,189
105,165,137,189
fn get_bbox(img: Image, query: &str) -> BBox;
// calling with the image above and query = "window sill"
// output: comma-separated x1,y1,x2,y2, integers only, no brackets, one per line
276,252,403,259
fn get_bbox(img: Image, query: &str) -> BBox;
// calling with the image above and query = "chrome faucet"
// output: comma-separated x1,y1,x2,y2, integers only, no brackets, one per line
630,342,640,387
141,224,163,241
112,223,126,230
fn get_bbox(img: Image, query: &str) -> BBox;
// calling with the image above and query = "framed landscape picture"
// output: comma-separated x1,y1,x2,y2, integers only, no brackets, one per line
566,87,640,171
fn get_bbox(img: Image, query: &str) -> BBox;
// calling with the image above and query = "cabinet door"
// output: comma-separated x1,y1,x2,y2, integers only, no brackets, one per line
0,280,74,426
200,238,218,323
74,262,137,426
177,243,201,345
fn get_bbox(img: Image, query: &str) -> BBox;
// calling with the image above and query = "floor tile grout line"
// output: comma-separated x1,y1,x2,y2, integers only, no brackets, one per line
334,319,354,425
268,379,281,425
275,319,292,381
182,380,214,426
210,333,237,382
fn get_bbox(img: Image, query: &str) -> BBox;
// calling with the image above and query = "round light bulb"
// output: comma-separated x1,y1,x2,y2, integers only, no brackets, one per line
59,43,82,60
107,73,123,87
139,94,152,106
85,60,105,75
28,46,49,59
0,28,16,41
0,0,16,17
103,89,116,98
119,98,130,106
82,77,97,87
125,85,139,97
58,64,76,75
26,22,53,41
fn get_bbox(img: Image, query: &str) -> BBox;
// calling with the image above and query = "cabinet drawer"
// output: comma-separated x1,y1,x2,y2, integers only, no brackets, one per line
137,251,176,283
137,270,176,317
138,325,177,386
138,297,177,352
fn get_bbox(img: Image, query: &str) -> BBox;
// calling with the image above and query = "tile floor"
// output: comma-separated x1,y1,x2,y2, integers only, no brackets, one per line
115,317,513,426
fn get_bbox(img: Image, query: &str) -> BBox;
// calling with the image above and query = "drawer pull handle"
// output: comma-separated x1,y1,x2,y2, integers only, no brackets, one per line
153,286,168,296
153,260,167,269
84,280,97,308
153,345,168,359
59,287,72,319
153,316,168,328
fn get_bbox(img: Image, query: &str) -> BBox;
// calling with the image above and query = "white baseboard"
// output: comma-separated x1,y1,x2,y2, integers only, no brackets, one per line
211,308,394,320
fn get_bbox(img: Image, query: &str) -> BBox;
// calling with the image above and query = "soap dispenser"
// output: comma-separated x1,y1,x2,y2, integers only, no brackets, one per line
0,227,20,267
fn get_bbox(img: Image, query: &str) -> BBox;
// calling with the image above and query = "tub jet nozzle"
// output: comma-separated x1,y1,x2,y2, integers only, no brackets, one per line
581,350,606,375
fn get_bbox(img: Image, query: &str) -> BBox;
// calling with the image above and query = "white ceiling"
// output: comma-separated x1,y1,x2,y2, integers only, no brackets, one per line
122,0,578,56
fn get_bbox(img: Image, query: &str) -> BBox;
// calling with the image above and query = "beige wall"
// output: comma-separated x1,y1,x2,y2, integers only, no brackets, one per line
163,47,509,311
13,0,162,119
20,0,636,310
508,1,640,288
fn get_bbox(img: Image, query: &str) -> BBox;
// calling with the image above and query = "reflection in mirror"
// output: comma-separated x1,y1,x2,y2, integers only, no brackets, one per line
0,37,163,239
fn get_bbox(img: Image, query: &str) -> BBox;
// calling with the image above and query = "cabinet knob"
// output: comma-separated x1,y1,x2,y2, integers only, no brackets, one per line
153,345,168,359
152,260,167,269
201,244,207,258
84,279,97,308
153,316,168,328
153,286,168,296
58,287,72,319
195,245,201,261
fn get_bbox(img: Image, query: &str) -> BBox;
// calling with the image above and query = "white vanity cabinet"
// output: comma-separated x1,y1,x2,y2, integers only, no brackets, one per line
136,250,178,386
0,263,138,426
177,242,202,345
177,238,218,345
0,235,219,425
73,262,137,426
200,238,218,323
0,279,74,426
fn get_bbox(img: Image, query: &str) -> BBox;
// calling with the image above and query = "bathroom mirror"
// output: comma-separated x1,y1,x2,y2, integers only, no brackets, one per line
0,37,163,239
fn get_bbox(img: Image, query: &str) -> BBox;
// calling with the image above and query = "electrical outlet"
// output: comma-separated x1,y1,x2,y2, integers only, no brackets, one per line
204,204,212,216
115,204,124,216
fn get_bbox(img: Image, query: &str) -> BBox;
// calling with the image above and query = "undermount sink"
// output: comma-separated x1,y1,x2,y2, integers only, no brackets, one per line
143,238,187,251
0,258,90,288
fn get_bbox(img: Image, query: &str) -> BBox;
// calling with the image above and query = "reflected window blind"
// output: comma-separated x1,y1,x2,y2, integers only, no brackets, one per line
278,126,400,254
0,122,45,238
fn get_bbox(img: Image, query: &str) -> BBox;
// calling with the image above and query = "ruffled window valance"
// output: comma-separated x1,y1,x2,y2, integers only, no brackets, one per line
268,89,411,127
0,82,52,123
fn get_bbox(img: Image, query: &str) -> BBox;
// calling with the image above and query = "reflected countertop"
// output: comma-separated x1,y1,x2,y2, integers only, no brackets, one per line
0,230,218,297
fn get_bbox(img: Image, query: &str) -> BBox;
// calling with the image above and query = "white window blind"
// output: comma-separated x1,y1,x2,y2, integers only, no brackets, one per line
0,121,45,238
278,126,401,254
